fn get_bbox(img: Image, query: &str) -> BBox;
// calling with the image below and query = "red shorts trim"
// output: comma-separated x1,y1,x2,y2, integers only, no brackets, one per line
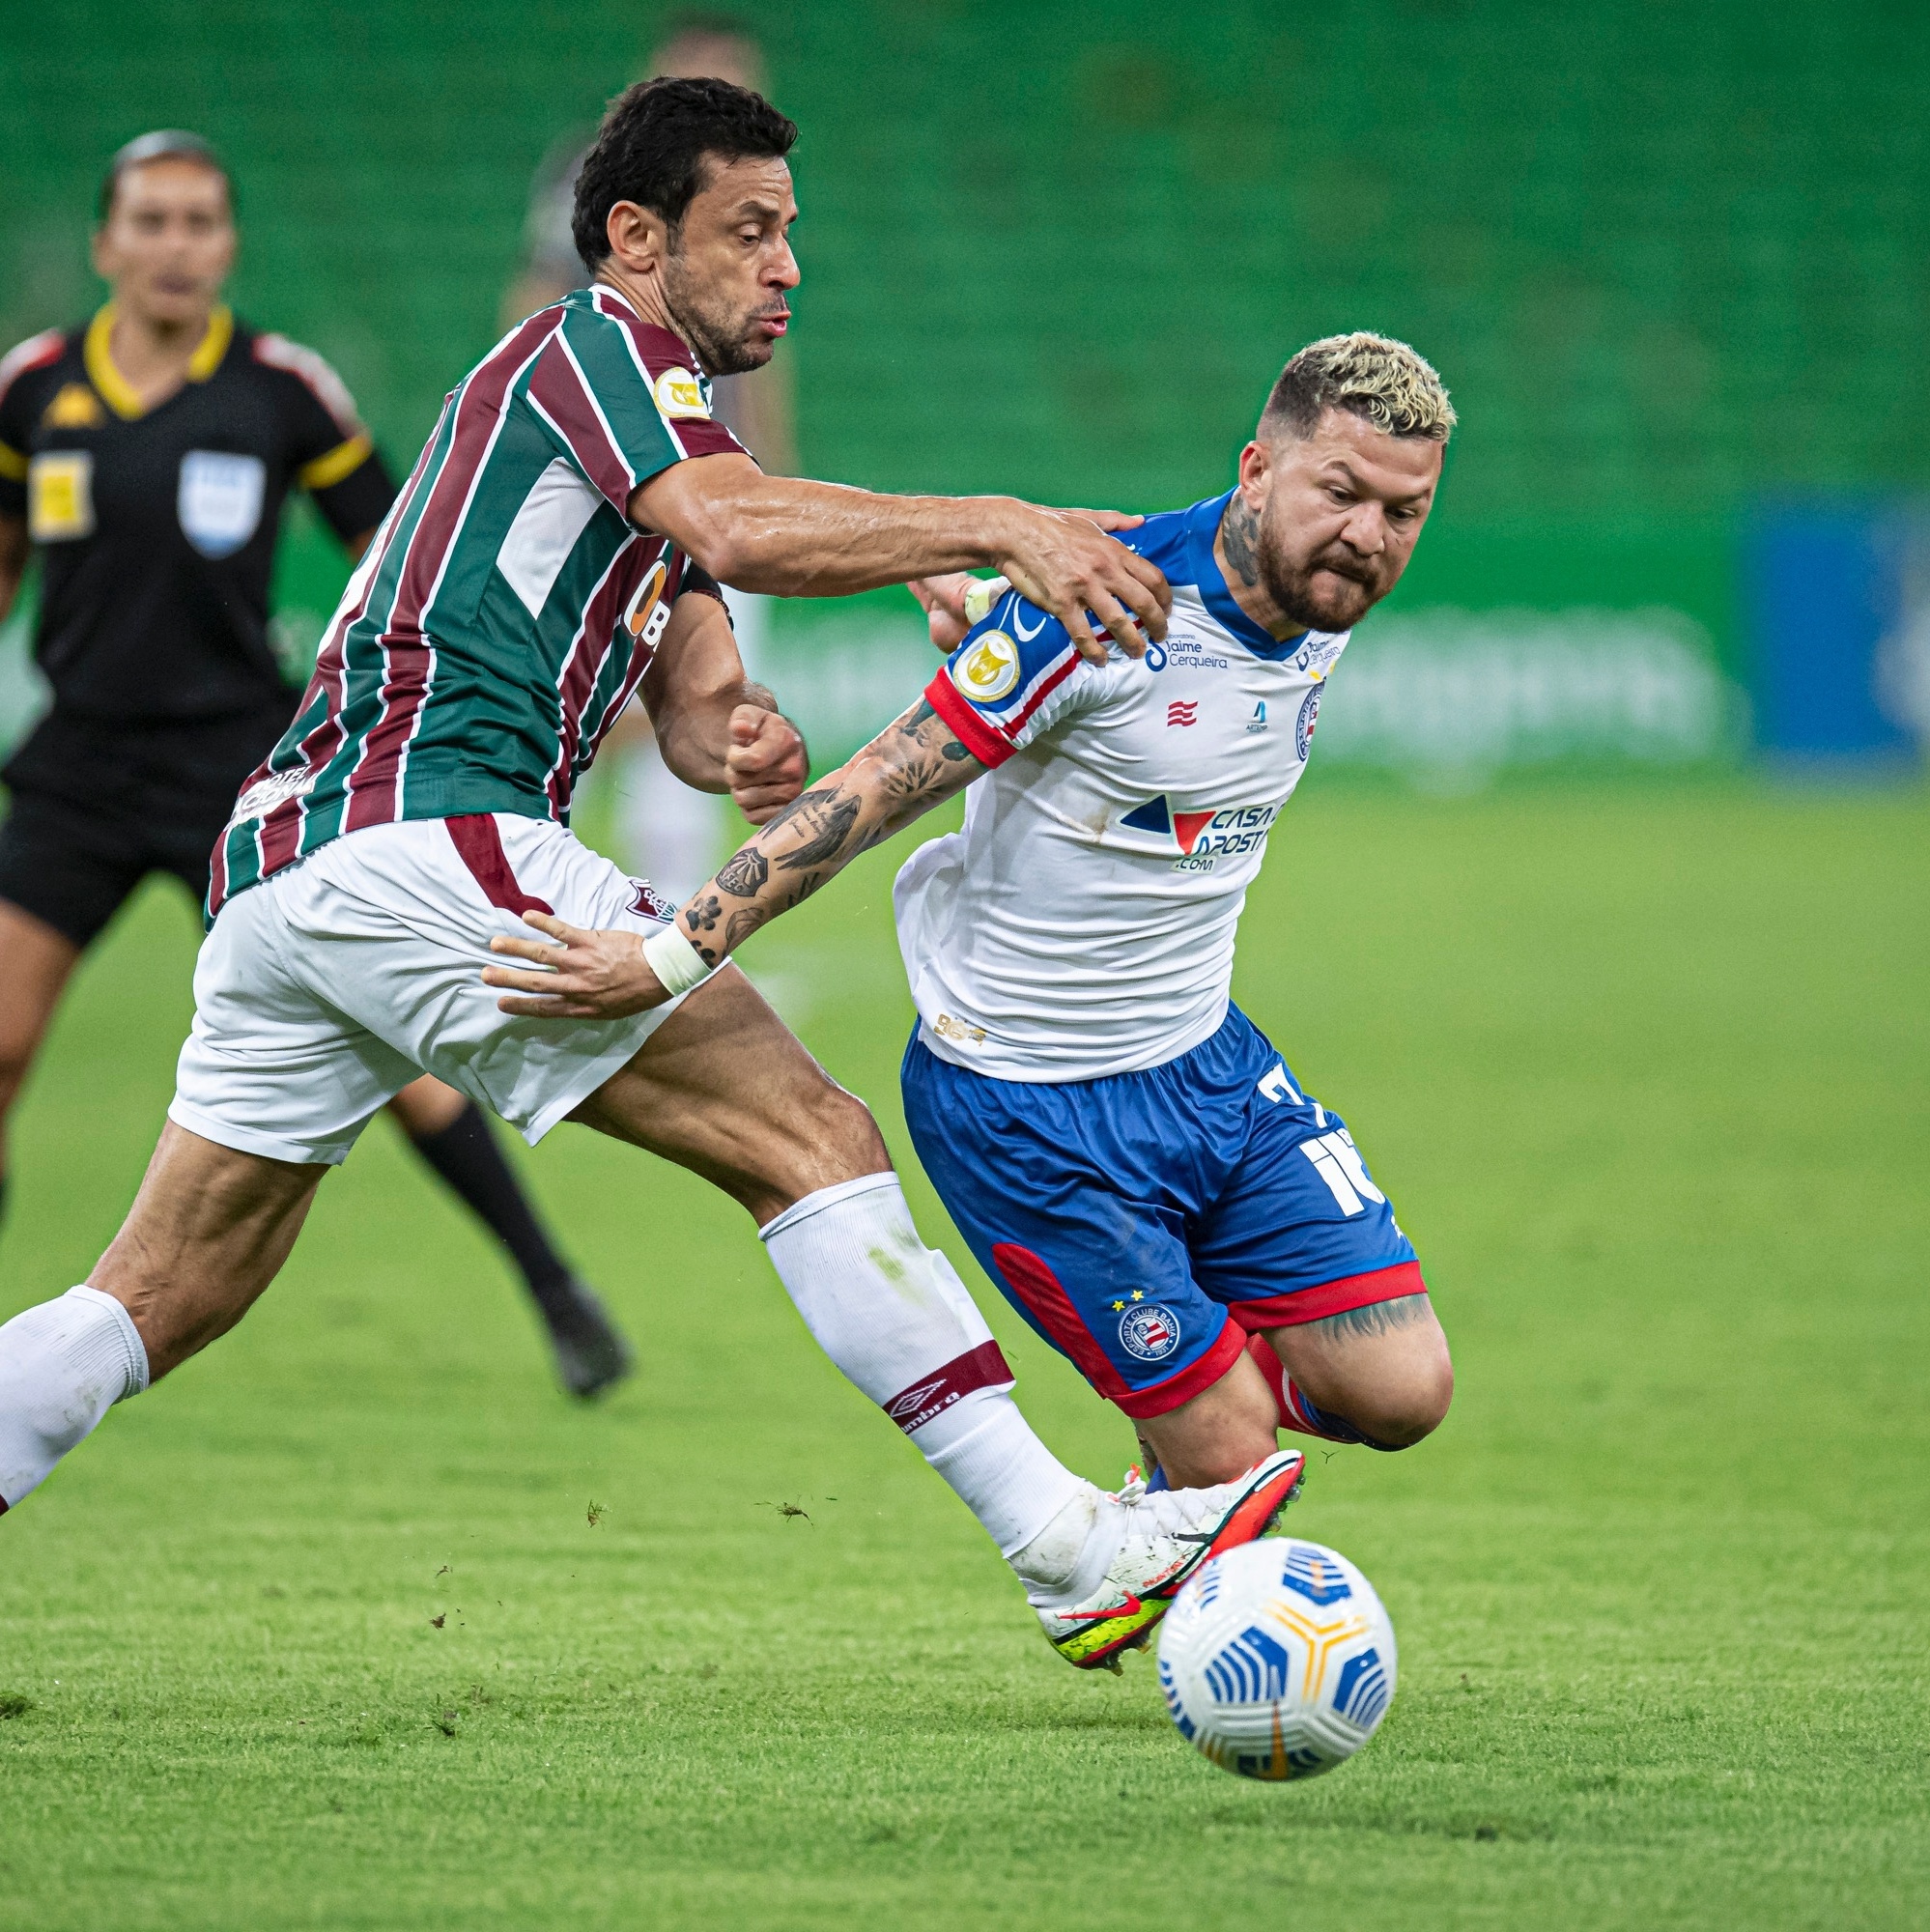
446,814,554,919
990,1240,1249,1421
992,1242,1127,1401
1113,1315,1249,1421
1226,1261,1427,1333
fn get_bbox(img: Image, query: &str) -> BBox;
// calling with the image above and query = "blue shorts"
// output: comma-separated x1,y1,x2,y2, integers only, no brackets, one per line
901,1007,1423,1419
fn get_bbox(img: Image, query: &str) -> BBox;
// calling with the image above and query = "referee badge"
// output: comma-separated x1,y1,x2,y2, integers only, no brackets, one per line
178,449,267,559
27,451,95,542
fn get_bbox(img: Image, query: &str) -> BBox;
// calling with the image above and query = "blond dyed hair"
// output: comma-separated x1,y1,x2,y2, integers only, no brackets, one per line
1261,332,1455,443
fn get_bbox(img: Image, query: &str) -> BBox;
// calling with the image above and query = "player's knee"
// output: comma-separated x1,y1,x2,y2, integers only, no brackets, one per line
1347,1348,1454,1449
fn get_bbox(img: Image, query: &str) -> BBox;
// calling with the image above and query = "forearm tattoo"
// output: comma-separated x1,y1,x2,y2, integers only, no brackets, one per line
1221,495,1263,586
716,847,768,896
678,699,982,961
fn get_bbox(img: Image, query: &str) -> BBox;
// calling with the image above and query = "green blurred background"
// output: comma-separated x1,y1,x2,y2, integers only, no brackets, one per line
7,0,1929,775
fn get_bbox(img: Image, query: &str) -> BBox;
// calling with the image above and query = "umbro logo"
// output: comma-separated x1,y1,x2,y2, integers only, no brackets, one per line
1166,701,1198,727
885,1378,949,1420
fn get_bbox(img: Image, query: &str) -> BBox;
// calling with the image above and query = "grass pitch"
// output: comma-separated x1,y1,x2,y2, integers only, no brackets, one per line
0,777,1924,1930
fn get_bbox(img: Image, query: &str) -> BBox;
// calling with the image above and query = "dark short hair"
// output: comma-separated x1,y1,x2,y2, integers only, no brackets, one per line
1260,332,1455,443
572,75,797,271
99,129,232,220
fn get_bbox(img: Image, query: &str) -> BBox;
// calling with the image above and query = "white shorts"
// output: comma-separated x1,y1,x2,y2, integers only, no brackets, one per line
170,813,689,1165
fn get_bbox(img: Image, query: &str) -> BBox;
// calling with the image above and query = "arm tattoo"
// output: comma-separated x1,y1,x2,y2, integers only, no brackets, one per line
673,697,986,971
716,847,768,896
761,785,837,838
1220,495,1263,586
776,792,862,872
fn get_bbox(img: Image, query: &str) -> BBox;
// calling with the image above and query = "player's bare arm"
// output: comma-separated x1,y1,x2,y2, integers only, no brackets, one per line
482,697,979,1018
589,142,1168,665
638,588,807,816
632,456,1167,667
0,513,25,623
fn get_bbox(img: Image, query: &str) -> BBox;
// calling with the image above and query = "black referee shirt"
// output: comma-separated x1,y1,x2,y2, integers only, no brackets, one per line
0,304,396,724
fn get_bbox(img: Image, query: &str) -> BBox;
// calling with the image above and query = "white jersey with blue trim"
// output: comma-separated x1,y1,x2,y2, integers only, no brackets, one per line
896,490,1348,1083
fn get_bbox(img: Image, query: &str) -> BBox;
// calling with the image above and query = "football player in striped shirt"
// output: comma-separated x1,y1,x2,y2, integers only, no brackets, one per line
0,131,631,1398
520,335,1460,1662
0,79,1304,1662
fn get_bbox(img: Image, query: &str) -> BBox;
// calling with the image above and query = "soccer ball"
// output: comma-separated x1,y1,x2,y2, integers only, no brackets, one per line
1157,1538,1397,1780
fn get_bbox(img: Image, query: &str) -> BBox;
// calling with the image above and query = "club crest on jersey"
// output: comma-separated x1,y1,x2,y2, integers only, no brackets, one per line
653,367,711,419
629,879,678,922
951,630,1020,701
178,449,266,558
1119,1302,1181,1362
1295,686,1321,761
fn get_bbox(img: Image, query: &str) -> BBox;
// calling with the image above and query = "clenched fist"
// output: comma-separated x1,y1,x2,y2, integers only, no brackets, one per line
724,703,808,823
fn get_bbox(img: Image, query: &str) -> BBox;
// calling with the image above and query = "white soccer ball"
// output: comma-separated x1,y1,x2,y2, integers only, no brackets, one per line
1157,1538,1397,1779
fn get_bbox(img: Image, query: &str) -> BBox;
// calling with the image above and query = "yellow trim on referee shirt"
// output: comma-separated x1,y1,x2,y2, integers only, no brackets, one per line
0,440,26,482
297,432,373,493
83,303,234,420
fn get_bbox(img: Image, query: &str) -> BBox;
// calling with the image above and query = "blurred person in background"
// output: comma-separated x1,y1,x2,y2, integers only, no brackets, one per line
0,131,633,1397
505,13,794,900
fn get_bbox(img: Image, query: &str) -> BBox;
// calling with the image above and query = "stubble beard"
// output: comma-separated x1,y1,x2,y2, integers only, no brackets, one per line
1257,510,1388,634
661,253,774,378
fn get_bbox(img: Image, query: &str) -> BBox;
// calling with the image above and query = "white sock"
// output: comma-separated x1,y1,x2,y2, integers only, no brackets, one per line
0,1286,149,1513
760,1174,1085,1560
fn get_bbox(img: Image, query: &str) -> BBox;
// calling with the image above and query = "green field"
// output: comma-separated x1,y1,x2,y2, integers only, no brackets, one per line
0,778,1923,1930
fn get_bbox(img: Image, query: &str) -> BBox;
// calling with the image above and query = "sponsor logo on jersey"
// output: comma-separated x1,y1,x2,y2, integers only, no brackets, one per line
230,767,317,825
1166,700,1198,727
178,449,266,558
1118,793,1280,865
1119,1302,1181,1361
27,450,94,542
1159,636,1231,671
951,630,1021,701
43,383,105,429
652,367,711,418
621,558,671,649
1294,686,1321,760
1293,634,1348,677
933,1011,989,1045
1247,700,1267,733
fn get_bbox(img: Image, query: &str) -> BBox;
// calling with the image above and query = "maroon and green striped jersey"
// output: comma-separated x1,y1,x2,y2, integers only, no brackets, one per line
210,285,745,913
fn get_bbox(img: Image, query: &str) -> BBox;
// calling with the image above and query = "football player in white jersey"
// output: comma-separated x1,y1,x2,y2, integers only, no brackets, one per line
483,333,1457,1662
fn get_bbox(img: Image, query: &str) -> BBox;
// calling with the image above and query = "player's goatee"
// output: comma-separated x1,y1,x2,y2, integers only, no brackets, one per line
1265,538,1386,633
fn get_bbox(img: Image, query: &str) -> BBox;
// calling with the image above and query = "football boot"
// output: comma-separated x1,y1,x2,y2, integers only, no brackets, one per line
1037,1447,1306,1670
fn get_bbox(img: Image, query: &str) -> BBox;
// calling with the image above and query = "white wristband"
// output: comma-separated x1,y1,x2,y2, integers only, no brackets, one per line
963,575,1010,625
641,924,716,997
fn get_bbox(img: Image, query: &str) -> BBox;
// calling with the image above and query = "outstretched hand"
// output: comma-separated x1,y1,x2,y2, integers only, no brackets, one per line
912,506,1148,658
483,911,669,1018
724,703,808,823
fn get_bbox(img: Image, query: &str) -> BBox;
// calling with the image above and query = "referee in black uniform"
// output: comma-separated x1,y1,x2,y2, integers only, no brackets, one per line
0,131,632,1397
